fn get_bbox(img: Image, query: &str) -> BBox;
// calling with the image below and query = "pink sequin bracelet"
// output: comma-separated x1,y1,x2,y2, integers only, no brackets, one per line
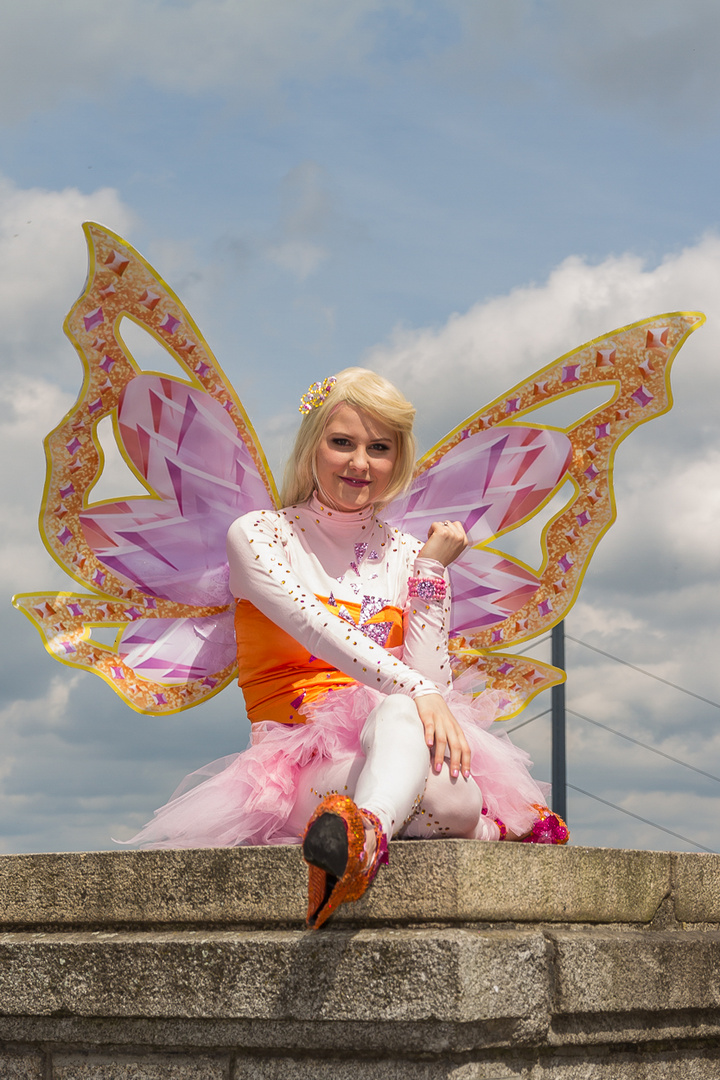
408,577,447,601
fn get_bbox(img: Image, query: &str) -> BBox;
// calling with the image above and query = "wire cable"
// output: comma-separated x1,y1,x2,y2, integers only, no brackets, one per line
567,783,716,854
568,709,720,785
566,634,720,711
506,707,551,733
514,634,552,656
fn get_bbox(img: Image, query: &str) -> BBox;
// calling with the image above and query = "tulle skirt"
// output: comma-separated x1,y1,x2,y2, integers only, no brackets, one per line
125,683,550,849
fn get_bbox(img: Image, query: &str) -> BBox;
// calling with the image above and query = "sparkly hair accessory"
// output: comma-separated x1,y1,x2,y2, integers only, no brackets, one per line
299,376,337,414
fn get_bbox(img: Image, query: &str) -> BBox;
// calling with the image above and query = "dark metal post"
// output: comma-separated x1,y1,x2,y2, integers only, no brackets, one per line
551,620,567,821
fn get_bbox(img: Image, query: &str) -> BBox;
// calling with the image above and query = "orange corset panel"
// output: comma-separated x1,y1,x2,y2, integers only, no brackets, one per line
234,596,404,725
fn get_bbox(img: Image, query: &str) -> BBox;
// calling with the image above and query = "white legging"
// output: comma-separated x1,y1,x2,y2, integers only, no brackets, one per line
285,695,501,842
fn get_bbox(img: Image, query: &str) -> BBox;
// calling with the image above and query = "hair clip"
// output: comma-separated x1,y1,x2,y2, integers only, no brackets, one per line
299,376,337,414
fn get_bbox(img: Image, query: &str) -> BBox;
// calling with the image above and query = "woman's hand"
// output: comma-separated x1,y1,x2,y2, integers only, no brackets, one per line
418,520,468,568
414,693,472,778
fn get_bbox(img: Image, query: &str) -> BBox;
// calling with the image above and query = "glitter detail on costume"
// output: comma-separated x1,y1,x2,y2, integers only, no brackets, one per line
408,577,447,602
359,595,387,623
482,807,507,840
521,805,569,845
361,621,393,647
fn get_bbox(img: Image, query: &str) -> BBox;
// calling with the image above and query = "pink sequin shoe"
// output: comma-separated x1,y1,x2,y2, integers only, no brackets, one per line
521,804,570,845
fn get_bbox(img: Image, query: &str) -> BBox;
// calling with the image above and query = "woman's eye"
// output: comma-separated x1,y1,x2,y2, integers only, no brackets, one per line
331,438,351,447
370,443,390,452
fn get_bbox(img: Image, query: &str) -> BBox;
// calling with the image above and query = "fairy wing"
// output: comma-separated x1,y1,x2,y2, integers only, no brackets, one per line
13,222,704,720
13,223,277,714
385,312,704,717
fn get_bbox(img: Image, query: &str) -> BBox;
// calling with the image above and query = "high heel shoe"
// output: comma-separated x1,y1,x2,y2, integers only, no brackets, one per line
521,804,569,845
302,793,389,929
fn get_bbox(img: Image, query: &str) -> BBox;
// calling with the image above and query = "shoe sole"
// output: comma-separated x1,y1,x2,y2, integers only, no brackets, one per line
302,812,348,879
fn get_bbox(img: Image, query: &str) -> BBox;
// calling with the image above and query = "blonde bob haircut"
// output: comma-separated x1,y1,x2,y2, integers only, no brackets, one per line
281,367,416,509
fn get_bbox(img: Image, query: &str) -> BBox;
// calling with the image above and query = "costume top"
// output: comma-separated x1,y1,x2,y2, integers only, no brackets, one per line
226,494,453,724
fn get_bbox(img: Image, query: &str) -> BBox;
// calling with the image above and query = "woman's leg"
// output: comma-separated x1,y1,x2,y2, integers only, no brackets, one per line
291,693,500,842
288,694,429,842
353,693,431,838
398,764,501,841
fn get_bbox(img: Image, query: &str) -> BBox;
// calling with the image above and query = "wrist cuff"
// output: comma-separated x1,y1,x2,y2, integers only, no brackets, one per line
408,576,447,601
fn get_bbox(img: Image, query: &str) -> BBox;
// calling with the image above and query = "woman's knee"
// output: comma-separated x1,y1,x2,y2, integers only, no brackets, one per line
360,694,425,754
421,766,483,837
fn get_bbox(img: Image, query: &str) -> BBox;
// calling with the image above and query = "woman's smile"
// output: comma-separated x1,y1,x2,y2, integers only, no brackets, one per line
314,403,397,511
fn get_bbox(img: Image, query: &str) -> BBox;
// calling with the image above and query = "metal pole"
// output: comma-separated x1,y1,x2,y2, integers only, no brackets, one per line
551,620,567,821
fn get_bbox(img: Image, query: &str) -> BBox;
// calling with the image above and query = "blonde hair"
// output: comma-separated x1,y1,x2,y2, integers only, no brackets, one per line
281,367,416,508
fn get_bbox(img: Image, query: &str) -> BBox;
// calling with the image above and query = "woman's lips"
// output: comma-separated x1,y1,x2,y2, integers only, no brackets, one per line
340,476,371,487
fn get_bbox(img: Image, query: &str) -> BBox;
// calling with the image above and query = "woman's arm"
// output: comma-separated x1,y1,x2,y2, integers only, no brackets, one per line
402,519,468,689
404,521,473,777
227,511,441,699
402,554,452,690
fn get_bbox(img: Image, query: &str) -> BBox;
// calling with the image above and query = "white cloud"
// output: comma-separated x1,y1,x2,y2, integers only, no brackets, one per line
2,0,718,136
261,162,334,280
367,234,720,444
443,0,720,127
266,240,328,280
0,0,388,122
0,177,135,379
0,375,76,595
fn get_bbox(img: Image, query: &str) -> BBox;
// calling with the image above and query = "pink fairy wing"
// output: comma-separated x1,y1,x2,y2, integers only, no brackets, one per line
445,314,704,655
385,426,571,638
448,549,541,635
119,612,237,683
13,223,277,715
80,375,273,605
451,652,563,719
386,427,572,545
387,312,704,716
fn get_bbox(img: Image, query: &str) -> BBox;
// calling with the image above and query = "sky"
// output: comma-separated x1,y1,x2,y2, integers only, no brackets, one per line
2,0,720,855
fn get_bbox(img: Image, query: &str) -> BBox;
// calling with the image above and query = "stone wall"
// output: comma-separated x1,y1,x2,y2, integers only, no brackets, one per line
0,842,719,1077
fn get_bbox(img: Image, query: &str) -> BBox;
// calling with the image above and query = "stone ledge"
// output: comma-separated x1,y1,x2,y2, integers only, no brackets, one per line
2,926,720,1035
0,841,701,929
551,929,720,1013
2,844,720,1077
0,928,548,1033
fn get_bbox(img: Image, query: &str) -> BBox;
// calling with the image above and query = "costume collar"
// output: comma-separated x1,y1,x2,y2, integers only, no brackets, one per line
305,492,377,531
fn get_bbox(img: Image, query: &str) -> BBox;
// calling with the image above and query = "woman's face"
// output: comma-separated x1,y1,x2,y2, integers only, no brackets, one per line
314,403,398,512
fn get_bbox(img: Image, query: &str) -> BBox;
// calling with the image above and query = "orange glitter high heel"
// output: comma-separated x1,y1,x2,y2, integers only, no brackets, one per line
521,804,569,844
302,794,389,929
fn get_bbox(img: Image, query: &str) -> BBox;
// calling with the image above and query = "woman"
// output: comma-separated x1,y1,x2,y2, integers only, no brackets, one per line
130,368,567,927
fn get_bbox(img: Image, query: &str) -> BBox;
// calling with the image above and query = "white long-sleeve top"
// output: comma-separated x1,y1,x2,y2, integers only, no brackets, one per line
226,494,453,699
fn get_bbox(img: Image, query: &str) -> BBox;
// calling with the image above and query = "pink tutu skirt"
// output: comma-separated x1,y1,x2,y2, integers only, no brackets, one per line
125,684,550,849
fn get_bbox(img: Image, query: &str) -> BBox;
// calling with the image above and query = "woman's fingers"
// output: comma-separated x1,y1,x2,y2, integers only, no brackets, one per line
417,520,469,567
415,694,472,778
433,723,447,773
442,718,471,778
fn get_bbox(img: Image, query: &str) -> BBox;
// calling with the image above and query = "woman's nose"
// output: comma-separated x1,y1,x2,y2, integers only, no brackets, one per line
350,447,368,470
